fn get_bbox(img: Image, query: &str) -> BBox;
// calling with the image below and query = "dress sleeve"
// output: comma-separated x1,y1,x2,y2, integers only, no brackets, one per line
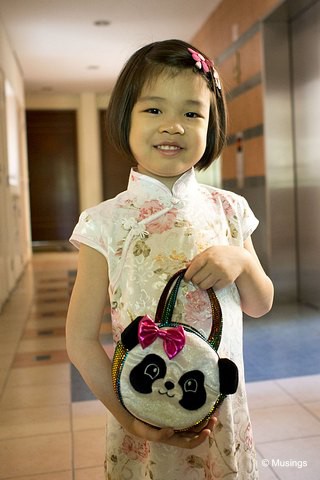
69,210,109,261
236,195,259,241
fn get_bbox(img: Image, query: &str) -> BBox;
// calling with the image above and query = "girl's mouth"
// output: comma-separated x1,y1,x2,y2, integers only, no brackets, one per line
155,144,183,153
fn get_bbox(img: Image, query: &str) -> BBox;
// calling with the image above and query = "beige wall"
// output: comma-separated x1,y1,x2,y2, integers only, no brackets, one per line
0,19,31,310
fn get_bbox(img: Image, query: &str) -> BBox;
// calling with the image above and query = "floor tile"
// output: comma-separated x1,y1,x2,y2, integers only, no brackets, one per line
0,370,8,395
74,466,105,480
71,366,95,402
23,327,66,338
0,383,70,409
2,473,72,480
27,317,67,329
304,401,320,420
12,350,70,368
250,404,320,443
73,429,106,469
255,450,279,480
30,306,69,317
35,290,69,299
6,364,70,388
0,353,14,373
72,400,106,431
0,405,71,439
276,374,320,403
0,433,72,478
0,325,23,343
246,379,295,410
257,436,320,480
17,337,66,353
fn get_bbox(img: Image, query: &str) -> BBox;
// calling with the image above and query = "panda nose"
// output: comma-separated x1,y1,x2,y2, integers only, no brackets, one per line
164,381,175,390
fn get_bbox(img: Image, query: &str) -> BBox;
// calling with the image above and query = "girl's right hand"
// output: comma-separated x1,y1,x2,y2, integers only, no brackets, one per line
128,415,217,449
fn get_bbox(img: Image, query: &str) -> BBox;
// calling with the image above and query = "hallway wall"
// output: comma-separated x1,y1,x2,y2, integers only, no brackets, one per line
0,20,31,311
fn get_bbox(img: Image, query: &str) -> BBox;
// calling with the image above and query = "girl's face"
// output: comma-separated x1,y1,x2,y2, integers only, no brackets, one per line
129,70,211,189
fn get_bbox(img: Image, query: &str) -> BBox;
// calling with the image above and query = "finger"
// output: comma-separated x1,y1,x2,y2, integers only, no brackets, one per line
135,421,174,443
186,264,214,288
151,427,175,443
167,429,210,449
180,429,211,449
205,416,217,432
184,255,205,282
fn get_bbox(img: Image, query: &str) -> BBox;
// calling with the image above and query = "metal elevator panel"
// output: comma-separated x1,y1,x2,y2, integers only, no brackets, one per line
291,0,320,307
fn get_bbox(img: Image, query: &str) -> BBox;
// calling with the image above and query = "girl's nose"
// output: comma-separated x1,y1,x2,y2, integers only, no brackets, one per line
159,122,184,135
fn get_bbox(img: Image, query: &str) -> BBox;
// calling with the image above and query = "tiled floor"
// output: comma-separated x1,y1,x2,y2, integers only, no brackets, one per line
0,252,319,479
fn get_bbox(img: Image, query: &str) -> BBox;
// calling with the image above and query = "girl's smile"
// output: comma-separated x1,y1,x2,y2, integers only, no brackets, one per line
129,70,211,189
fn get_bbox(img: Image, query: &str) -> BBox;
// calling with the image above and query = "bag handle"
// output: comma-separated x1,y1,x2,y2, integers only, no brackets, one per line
155,269,222,351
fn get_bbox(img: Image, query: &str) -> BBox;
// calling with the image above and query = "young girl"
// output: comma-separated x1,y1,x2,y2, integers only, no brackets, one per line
66,39,273,479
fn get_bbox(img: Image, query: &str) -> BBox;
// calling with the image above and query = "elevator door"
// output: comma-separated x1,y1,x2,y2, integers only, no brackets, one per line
291,0,320,307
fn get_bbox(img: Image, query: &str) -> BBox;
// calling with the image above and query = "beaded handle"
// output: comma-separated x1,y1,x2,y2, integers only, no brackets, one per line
154,269,222,351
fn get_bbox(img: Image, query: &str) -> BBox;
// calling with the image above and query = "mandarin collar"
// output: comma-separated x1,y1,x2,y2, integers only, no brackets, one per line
127,168,200,202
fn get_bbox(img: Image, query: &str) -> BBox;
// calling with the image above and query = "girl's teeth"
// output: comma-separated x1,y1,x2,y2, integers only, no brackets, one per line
157,145,180,150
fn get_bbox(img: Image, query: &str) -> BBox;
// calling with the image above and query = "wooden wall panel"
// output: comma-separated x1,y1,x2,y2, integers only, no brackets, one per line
192,0,282,181
227,84,263,134
193,0,280,57
218,32,261,93
243,136,265,177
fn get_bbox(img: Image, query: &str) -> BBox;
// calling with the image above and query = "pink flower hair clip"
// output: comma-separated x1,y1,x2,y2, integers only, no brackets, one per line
188,47,221,91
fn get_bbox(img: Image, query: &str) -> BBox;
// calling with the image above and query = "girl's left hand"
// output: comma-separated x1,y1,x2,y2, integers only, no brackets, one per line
184,245,248,291
167,414,217,447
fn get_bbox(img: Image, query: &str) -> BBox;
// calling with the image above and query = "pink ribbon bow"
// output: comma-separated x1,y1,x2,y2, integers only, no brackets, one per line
138,315,186,359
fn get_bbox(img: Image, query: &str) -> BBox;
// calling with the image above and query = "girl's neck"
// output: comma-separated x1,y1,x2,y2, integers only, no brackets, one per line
136,166,190,191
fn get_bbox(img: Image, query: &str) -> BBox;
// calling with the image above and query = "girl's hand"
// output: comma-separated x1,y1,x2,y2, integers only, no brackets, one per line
127,415,217,449
184,245,248,291
184,240,274,317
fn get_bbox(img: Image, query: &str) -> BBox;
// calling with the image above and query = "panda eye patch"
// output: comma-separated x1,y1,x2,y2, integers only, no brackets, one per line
145,363,160,380
129,354,167,394
178,370,207,411
184,378,198,393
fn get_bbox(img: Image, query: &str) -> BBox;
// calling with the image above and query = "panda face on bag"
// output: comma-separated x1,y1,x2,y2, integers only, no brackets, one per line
118,330,221,430
129,352,207,411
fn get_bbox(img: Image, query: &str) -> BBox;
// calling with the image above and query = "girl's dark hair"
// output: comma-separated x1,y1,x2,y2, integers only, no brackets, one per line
105,39,227,170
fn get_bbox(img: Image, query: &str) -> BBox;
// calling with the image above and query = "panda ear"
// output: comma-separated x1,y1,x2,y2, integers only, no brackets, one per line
121,317,142,351
218,358,239,395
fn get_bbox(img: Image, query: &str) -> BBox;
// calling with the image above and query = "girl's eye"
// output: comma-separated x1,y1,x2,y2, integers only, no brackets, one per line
145,108,161,115
185,112,201,118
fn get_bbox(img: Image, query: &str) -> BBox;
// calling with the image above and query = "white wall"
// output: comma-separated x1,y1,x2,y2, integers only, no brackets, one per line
0,20,31,311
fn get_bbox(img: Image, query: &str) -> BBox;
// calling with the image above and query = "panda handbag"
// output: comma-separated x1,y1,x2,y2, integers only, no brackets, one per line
111,269,238,431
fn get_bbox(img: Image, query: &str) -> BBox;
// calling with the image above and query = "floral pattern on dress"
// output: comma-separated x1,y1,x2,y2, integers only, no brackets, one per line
70,167,260,480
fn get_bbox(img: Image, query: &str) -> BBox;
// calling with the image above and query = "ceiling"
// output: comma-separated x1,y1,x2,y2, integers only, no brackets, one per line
0,0,221,94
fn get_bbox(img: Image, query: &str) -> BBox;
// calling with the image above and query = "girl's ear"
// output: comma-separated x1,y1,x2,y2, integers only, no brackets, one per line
121,317,142,350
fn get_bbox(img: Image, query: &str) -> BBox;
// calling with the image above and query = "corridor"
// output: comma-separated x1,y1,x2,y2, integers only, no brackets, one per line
0,252,319,479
